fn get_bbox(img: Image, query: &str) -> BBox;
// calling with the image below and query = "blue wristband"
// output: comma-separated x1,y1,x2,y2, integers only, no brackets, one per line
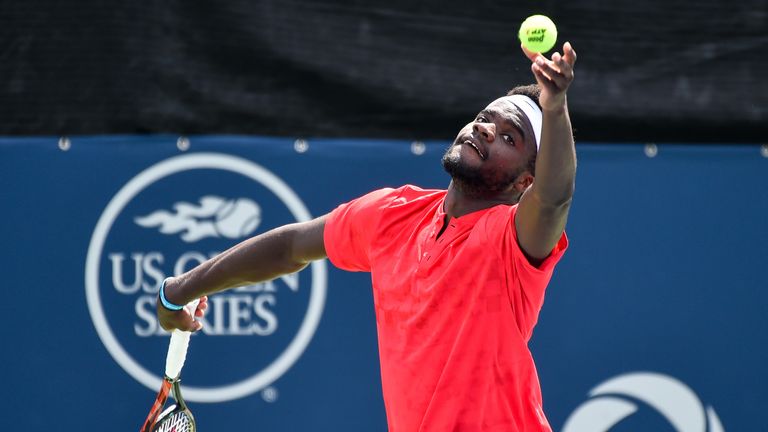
159,278,185,311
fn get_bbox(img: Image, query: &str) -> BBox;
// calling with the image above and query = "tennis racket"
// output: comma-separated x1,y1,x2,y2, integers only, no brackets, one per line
140,299,200,432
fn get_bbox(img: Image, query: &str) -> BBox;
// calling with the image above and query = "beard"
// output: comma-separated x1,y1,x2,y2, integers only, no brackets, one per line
441,145,523,198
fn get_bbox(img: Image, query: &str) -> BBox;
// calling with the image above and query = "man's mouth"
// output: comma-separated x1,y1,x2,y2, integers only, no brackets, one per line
462,139,485,160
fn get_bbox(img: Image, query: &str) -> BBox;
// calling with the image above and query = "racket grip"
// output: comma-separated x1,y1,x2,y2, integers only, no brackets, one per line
164,298,200,380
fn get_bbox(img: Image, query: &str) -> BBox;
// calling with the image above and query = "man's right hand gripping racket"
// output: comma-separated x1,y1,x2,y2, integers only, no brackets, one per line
140,299,200,432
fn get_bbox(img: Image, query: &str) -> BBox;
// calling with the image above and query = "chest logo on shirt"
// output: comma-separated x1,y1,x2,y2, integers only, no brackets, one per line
562,372,724,431
85,152,327,403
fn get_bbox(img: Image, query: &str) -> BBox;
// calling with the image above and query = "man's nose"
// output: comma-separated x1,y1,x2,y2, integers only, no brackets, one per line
473,122,495,143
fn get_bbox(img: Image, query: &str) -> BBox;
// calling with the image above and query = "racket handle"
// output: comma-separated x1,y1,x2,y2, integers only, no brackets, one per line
164,298,200,380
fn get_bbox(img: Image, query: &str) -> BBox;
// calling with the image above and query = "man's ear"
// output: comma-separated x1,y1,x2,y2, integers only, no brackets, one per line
513,171,534,193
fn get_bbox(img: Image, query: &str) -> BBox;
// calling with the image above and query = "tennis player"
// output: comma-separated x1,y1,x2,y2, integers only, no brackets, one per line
159,42,577,431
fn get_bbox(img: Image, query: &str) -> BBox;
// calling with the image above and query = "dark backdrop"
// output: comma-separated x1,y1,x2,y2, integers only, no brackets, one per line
3,0,766,142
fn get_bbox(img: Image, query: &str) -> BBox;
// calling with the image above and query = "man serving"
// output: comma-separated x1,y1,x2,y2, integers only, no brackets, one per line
159,42,577,431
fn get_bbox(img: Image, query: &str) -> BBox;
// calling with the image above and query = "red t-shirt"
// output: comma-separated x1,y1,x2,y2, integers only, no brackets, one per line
324,185,568,432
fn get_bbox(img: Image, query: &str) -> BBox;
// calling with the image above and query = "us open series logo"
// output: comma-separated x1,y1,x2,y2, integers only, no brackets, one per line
85,153,327,402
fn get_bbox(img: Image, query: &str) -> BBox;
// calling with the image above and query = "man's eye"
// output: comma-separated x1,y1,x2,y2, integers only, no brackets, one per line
476,115,488,122
502,135,514,144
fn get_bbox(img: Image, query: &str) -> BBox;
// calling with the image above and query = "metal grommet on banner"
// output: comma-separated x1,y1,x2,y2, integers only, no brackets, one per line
761,144,768,158
261,386,278,403
294,139,309,153
411,141,426,156
58,137,71,151
644,143,658,158
177,136,190,152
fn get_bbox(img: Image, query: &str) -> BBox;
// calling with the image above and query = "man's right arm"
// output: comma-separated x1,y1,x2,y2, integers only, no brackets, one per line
159,214,328,331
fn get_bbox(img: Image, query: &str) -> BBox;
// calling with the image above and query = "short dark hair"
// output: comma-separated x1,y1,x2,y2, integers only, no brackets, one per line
506,84,541,176
506,84,541,108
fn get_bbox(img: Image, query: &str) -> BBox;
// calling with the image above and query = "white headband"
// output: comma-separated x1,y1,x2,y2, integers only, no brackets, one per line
507,95,542,151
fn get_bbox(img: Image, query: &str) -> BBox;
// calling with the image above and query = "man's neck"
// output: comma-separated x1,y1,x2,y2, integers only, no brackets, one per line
443,181,520,219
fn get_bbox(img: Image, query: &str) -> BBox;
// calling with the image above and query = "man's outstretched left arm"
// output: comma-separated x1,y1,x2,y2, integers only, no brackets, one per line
516,42,578,264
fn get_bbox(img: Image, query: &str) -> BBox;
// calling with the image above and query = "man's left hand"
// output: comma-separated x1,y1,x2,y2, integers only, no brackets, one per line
521,42,577,112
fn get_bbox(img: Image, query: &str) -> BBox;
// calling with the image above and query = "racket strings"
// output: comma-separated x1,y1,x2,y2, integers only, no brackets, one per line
153,411,194,432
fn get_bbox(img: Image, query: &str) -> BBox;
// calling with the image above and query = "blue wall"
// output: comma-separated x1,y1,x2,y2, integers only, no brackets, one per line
1,137,765,431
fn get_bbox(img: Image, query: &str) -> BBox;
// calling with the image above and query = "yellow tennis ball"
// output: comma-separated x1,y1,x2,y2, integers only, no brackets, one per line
518,15,558,53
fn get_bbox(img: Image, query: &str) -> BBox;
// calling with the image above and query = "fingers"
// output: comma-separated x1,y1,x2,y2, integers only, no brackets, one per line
190,316,204,332
194,296,208,318
186,296,207,331
520,44,541,62
163,310,201,332
532,57,567,90
563,41,577,66
531,62,558,94
530,43,575,92
520,41,576,67
158,296,208,332
551,52,563,73
174,311,201,332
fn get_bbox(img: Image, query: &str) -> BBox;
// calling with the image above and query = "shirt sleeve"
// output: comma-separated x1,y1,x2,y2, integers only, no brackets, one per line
323,187,402,272
498,205,569,341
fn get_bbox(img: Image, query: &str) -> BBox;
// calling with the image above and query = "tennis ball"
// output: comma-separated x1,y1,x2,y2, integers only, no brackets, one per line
518,15,557,53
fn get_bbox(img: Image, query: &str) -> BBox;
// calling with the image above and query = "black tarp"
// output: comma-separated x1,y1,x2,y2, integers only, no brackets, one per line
3,0,766,142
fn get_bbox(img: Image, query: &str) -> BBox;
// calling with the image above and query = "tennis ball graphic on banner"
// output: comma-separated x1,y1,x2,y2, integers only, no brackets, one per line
86,153,327,403
135,196,262,242
214,198,262,238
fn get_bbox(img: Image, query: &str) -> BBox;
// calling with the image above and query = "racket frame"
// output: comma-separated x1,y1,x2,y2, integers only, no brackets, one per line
140,298,200,432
